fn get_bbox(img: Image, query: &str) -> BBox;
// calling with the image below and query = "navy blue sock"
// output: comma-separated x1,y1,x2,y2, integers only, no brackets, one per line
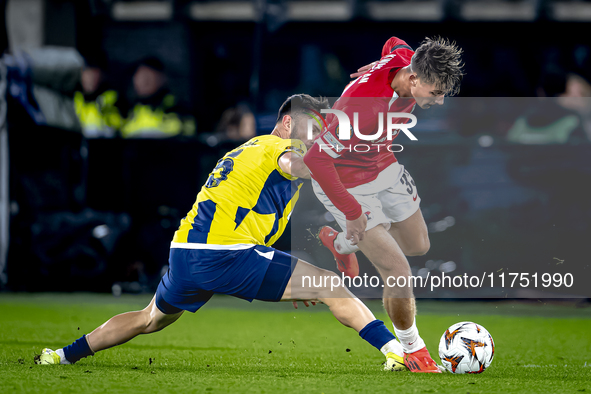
63,335,94,363
359,320,396,350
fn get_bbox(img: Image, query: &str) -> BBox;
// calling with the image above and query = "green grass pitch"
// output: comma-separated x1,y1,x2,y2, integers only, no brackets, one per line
1,293,590,393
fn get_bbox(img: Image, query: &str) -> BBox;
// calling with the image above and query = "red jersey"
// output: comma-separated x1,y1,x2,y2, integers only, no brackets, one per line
304,37,416,220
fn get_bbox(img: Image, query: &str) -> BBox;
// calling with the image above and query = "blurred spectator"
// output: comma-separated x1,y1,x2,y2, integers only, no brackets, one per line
215,103,256,142
74,56,123,138
558,73,591,140
564,73,591,100
506,68,585,144
120,56,195,139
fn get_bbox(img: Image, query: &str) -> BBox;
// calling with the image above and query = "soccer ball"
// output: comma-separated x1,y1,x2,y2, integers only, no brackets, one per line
438,321,495,374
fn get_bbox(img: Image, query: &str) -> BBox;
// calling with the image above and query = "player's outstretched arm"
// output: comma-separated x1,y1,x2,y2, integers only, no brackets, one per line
350,62,377,79
345,214,368,245
303,144,365,244
350,37,412,79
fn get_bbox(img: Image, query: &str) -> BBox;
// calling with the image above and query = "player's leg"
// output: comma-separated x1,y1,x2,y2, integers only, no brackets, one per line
311,163,439,371
312,179,360,277
387,208,430,257
361,166,440,372
86,295,183,352
357,225,440,372
280,259,405,371
356,225,415,329
35,295,183,365
318,226,359,277
378,165,429,257
36,248,206,365
281,259,373,331
320,208,428,262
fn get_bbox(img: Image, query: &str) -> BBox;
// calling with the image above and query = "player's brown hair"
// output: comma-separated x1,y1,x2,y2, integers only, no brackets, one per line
411,37,464,96
276,94,330,124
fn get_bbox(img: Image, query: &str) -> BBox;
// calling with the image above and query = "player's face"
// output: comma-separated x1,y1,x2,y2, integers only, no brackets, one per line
411,79,446,109
290,116,322,148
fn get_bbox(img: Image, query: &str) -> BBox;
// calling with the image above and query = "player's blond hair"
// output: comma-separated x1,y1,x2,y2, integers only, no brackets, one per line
411,36,464,96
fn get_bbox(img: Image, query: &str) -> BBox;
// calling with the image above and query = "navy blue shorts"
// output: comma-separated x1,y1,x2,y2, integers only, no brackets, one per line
155,245,297,314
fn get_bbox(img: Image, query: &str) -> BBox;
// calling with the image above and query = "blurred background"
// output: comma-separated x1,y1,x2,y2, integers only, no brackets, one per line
0,0,589,298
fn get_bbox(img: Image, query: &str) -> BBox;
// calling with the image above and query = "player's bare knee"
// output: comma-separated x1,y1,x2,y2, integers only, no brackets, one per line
404,238,430,256
379,263,412,279
136,309,155,333
144,316,171,334
141,303,168,334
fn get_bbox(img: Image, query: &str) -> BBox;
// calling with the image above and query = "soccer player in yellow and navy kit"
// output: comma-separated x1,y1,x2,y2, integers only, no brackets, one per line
36,94,409,372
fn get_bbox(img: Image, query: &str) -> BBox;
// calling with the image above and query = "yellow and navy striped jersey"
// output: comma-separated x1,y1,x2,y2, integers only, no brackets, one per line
172,135,307,247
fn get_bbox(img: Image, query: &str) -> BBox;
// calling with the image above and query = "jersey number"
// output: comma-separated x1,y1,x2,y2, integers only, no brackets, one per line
205,149,243,188
399,170,416,195
205,158,234,188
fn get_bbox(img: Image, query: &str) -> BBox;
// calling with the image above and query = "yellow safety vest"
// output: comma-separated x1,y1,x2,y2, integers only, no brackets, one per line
120,94,195,138
74,90,123,138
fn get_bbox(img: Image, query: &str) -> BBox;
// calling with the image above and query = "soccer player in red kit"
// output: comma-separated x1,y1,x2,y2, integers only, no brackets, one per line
303,36,464,373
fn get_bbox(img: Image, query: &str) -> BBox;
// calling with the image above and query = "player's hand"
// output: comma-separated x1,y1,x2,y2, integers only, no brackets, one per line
345,213,367,245
292,301,317,309
350,61,378,79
